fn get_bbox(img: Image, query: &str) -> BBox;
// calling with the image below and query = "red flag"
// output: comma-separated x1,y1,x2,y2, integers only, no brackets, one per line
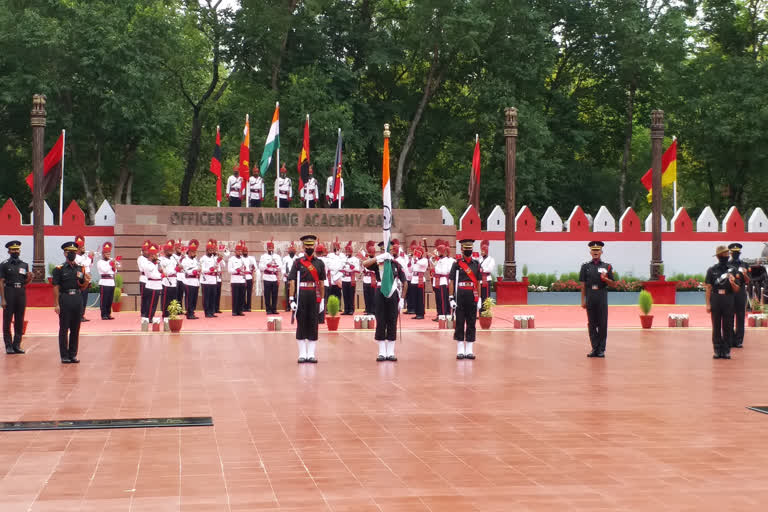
26,131,64,196
641,139,678,191
468,135,480,210
331,129,343,201
210,126,222,202
239,115,250,183
298,115,310,191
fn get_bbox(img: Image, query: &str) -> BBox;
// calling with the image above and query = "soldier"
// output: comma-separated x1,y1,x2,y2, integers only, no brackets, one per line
214,241,226,313
199,240,219,318
138,240,151,317
432,242,452,321
282,243,298,312
325,173,344,208
300,165,320,208
229,242,247,316
410,244,428,319
242,242,256,312
706,245,740,359
96,242,118,320
405,241,417,314
226,166,244,207
260,240,282,314
74,235,92,322
288,235,326,363
579,241,615,358
182,239,201,319
729,243,749,348
1,240,32,354
140,243,163,331
274,164,293,207
448,239,482,359
361,241,377,314
248,165,265,207
53,241,90,363
159,241,179,328
316,242,328,324
326,239,344,302
341,242,360,314
363,241,407,361
479,240,495,311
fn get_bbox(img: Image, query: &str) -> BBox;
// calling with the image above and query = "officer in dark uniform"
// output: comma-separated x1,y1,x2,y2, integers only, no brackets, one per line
288,235,326,363
362,241,408,361
706,245,740,359
728,243,748,348
0,240,33,354
448,239,482,360
53,242,90,363
579,241,615,358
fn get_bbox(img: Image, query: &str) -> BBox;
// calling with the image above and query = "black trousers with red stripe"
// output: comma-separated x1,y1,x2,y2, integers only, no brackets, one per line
141,287,161,322
435,284,449,316
245,278,253,311
99,285,114,319
162,285,177,318
185,285,199,318
363,283,376,314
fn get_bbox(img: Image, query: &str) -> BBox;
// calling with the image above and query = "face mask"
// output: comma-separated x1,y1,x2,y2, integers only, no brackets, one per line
288,251,295,257
718,256,729,264
10,253,19,260
463,250,473,257
304,248,314,257
66,252,76,262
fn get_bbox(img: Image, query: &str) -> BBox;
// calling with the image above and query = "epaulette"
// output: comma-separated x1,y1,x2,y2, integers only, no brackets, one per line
56,265,63,269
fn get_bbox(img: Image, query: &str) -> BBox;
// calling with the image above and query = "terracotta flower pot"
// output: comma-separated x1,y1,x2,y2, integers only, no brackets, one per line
112,302,122,313
326,316,340,331
479,317,492,330
640,314,654,329
168,318,183,333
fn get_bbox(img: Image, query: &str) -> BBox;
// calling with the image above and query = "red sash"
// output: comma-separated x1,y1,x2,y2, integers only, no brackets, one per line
458,259,479,301
299,257,322,302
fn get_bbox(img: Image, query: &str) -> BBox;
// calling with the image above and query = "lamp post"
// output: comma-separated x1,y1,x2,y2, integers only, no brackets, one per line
503,107,518,281
650,110,664,280
31,94,47,283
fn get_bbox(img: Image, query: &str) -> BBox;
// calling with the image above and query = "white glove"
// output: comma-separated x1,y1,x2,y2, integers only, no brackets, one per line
398,298,405,310
449,296,457,310
290,298,297,312
477,299,482,311
375,252,393,263
319,299,324,313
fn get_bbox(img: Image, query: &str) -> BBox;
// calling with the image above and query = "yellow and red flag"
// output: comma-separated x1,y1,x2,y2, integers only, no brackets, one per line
641,138,677,202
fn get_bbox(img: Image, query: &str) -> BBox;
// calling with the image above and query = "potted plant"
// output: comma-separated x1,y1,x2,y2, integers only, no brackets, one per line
479,297,495,329
112,274,123,313
167,299,184,333
638,290,653,328
326,295,341,331
47,263,56,284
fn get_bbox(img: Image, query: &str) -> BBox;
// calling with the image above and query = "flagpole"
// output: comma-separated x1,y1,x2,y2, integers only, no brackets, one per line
275,102,280,209
244,114,250,207
672,136,677,213
216,125,221,207
59,129,65,225
305,114,310,209
338,128,342,210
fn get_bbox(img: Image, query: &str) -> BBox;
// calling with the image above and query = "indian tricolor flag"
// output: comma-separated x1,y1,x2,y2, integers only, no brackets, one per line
380,124,396,298
259,103,280,175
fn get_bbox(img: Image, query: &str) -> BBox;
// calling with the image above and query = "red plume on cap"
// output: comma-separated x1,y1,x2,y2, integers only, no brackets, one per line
436,244,446,256
413,247,424,258
188,239,199,250
316,243,326,255
235,242,244,251
332,237,340,250
164,241,174,251
345,241,353,252
174,239,182,248
266,237,274,250
288,242,296,251
206,240,216,250
75,235,85,247
481,240,489,249
148,244,159,254
142,240,152,249
102,242,112,251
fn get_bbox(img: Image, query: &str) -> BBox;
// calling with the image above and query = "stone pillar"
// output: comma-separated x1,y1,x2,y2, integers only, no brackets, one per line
650,110,664,280
31,94,47,283
503,107,518,281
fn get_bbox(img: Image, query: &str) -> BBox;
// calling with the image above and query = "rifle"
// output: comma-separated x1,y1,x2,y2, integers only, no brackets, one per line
291,268,299,325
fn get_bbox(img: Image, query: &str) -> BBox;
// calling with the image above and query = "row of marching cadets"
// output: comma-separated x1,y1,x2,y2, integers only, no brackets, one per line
225,164,344,208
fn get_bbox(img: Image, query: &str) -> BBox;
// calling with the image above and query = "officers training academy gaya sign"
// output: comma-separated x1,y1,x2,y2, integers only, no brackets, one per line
169,211,394,229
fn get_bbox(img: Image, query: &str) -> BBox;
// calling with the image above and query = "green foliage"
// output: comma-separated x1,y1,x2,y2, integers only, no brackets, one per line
638,290,653,315
522,264,528,277
167,299,182,320
113,287,122,303
114,274,124,289
480,297,495,318
47,263,56,278
0,0,766,220
326,295,340,317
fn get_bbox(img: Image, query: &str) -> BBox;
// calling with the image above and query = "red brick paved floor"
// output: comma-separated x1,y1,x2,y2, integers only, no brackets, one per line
1,323,767,511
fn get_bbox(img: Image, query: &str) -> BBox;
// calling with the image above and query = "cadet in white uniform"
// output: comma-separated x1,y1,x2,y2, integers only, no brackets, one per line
478,240,496,312
74,235,92,322
199,241,219,318
140,243,163,330
96,242,117,320
159,240,179,327
325,174,345,208
300,165,320,208
228,243,247,316
260,241,282,314
282,243,298,311
341,242,360,314
182,240,201,319
242,243,256,311
248,166,265,207
274,164,293,208
226,167,244,207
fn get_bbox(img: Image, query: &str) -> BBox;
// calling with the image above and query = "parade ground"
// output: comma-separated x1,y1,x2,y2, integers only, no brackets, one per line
1,306,767,511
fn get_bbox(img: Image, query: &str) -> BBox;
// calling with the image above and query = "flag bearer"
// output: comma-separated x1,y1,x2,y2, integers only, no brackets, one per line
248,166,265,207
226,166,243,207
288,235,326,363
449,239,482,360
275,164,293,207
300,165,320,208
1,240,32,354
362,241,407,361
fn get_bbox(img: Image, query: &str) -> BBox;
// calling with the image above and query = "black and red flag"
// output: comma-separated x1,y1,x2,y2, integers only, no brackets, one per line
297,115,310,191
25,130,64,196
330,128,343,206
467,134,481,211
210,125,222,203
